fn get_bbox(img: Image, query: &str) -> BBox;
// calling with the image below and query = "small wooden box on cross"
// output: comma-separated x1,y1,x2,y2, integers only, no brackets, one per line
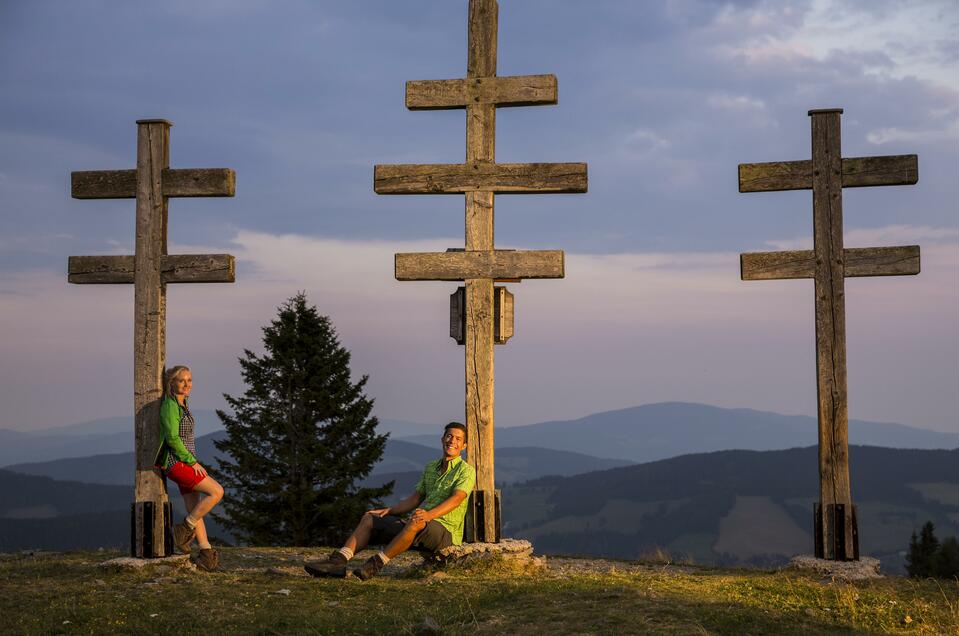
374,0,587,542
739,108,919,560
69,119,236,558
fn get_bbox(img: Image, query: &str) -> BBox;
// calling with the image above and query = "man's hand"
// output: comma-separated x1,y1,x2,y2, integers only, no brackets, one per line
367,508,391,518
410,508,432,525
191,462,207,478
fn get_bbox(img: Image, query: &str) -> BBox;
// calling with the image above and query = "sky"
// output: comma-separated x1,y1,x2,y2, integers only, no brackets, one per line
1,0,957,433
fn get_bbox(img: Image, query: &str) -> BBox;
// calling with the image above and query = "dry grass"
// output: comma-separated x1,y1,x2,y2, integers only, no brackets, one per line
1,548,957,635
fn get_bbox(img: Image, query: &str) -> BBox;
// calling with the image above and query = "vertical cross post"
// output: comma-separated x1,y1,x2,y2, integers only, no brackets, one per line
464,0,498,544
69,119,236,557
135,120,171,557
375,0,587,541
738,108,919,559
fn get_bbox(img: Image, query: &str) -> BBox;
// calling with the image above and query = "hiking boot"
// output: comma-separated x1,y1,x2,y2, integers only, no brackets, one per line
353,555,385,581
195,548,219,572
172,521,196,554
304,551,348,578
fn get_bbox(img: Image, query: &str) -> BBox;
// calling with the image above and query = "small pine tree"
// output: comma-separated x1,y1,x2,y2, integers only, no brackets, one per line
937,537,959,579
212,292,392,546
907,521,941,578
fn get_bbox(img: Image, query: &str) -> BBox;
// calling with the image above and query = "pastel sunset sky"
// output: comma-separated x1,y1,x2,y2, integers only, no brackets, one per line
1,0,957,432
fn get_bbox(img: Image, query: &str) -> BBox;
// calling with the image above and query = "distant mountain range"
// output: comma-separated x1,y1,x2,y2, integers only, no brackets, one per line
501,445,959,574
400,403,959,463
4,445,957,575
7,435,630,487
0,413,440,467
5,403,957,469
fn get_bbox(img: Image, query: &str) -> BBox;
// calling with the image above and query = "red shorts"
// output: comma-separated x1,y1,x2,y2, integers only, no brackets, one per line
162,461,206,495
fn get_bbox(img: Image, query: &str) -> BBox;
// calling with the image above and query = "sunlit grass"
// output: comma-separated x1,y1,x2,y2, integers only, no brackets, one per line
1,548,957,635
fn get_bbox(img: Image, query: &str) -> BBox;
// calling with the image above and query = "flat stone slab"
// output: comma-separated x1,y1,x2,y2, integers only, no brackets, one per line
431,538,534,565
99,554,194,572
787,555,882,580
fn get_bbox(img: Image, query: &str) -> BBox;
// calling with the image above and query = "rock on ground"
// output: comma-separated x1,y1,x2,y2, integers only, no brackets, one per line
99,554,194,572
430,538,536,566
787,555,883,580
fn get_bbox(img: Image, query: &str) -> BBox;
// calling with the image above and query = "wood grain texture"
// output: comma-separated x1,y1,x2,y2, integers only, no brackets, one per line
465,0,499,543
465,277,495,541
395,249,564,281
406,75,556,109
73,168,235,199
68,254,235,284
810,110,854,560
133,120,170,558
741,246,920,280
494,286,513,344
374,162,588,194
841,155,918,188
738,155,918,192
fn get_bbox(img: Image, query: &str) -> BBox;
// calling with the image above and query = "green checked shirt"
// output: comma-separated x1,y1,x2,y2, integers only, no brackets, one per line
415,456,475,545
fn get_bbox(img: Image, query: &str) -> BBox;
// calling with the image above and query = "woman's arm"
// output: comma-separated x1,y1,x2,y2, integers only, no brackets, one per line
159,399,198,466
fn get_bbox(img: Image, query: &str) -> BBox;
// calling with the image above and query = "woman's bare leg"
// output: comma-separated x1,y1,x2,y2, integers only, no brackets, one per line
187,475,224,520
181,491,208,546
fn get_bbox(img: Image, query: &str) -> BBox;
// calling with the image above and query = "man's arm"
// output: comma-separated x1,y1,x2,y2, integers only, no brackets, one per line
370,491,424,517
410,490,468,525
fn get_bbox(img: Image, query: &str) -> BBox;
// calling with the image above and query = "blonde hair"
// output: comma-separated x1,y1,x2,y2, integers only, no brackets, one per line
164,365,191,400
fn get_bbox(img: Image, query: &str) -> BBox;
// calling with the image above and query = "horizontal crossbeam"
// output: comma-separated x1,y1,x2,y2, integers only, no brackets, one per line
740,245,920,280
406,74,557,110
395,249,564,281
374,162,587,194
68,254,236,284
72,169,236,199
738,155,918,192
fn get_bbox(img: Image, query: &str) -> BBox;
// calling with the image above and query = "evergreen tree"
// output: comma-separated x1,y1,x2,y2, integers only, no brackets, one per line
212,293,391,546
907,521,941,578
937,537,959,579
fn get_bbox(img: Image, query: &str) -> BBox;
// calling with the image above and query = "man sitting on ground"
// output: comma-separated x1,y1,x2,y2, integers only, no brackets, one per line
306,421,476,580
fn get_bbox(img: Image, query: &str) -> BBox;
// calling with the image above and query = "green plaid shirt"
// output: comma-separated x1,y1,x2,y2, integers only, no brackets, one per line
415,456,475,545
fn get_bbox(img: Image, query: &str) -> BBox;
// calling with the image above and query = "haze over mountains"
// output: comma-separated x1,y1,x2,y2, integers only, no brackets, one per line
4,401,957,570
4,402,957,468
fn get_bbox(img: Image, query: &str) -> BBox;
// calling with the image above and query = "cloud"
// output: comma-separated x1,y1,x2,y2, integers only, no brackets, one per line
3,227,958,433
766,224,959,251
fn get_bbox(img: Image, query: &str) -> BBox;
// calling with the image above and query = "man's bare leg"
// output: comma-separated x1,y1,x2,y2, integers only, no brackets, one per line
342,511,380,554
383,519,426,559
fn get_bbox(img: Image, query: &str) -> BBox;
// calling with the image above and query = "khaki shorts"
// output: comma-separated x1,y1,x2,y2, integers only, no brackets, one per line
369,515,453,552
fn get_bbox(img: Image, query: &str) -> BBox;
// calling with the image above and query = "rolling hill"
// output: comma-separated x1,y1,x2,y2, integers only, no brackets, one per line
401,402,959,463
505,445,959,573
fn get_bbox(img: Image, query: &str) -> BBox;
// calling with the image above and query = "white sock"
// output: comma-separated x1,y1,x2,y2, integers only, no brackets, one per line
198,540,212,550
184,515,198,529
375,551,390,565
337,547,354,561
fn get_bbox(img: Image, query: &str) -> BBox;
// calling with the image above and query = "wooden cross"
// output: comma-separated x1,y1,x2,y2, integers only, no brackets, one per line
739,108,919,560
374,0,587,542
69,119,236,558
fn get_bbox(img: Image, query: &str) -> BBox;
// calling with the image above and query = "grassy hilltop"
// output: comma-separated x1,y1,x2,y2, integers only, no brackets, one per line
2,548,958,635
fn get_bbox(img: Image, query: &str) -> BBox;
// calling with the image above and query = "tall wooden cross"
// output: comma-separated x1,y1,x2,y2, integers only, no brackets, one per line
69,119,236,558
739,108,919,560
374,0,587,542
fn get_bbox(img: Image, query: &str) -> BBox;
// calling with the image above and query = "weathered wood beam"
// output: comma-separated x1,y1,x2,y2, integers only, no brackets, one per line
738,155,918,193
374,162,587,194
72,168,236,199
68,254,236,284
395,250,564,281
741,245,920,280
406,74,557,110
